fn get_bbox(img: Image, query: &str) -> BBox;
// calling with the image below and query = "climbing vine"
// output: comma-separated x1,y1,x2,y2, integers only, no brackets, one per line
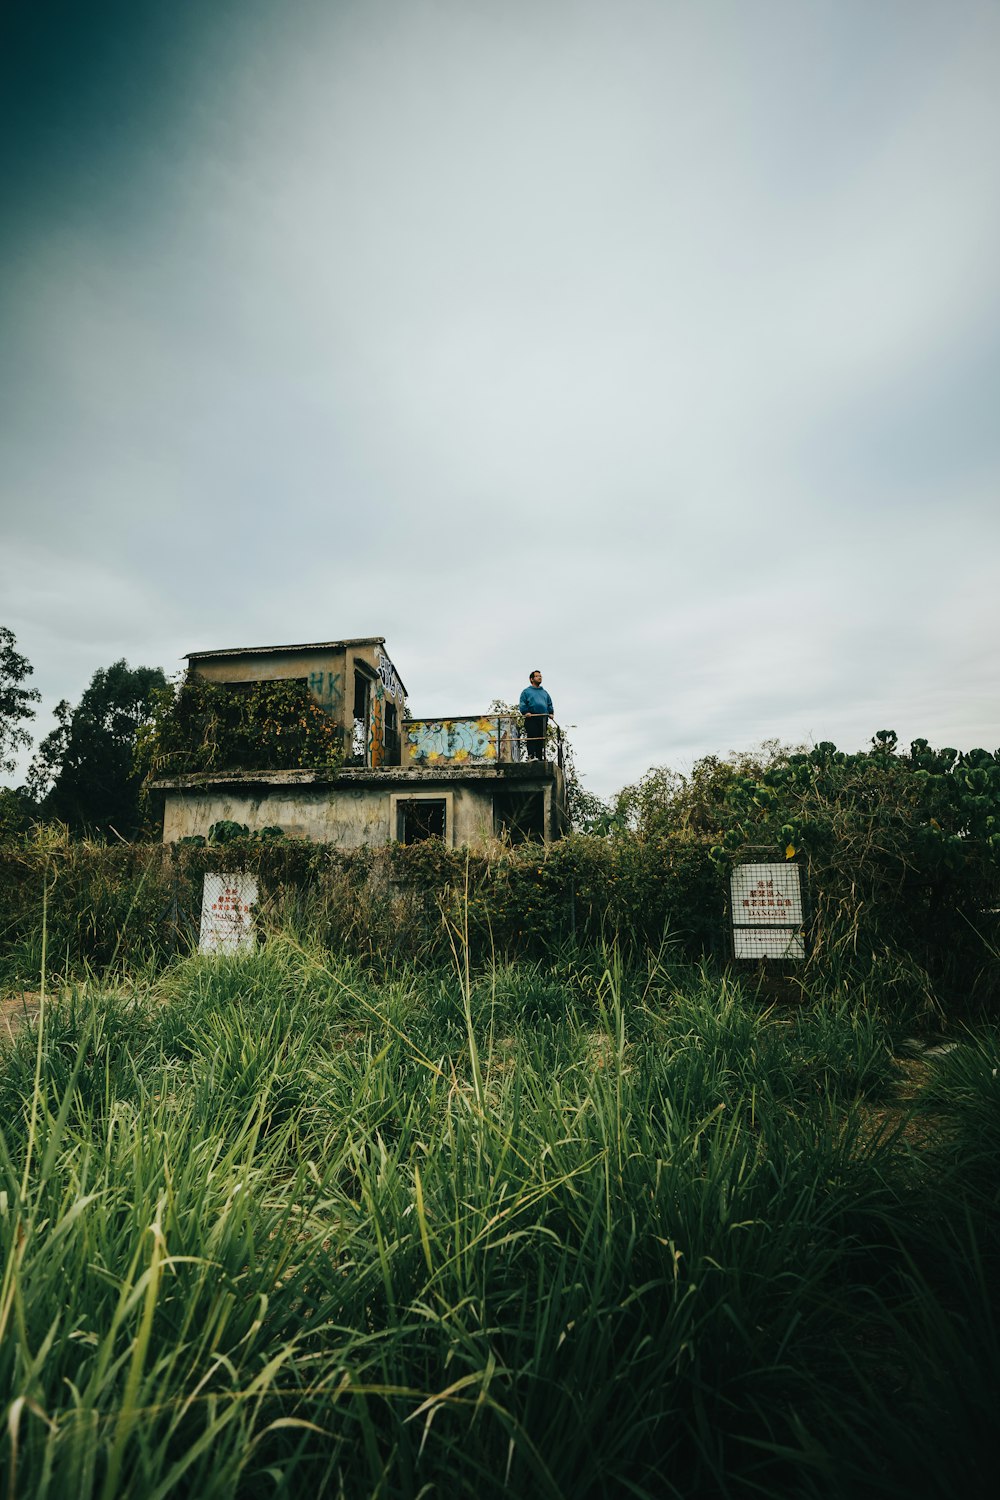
139,676,344,777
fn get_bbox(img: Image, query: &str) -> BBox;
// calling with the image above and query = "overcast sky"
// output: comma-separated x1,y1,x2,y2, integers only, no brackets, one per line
2,0,999,800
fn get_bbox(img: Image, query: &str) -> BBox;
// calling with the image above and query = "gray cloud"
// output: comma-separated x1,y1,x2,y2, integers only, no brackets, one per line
2,0,999,798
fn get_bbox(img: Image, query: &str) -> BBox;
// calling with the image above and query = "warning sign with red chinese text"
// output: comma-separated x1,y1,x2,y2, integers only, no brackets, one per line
730,863,804,959
198,872,258,955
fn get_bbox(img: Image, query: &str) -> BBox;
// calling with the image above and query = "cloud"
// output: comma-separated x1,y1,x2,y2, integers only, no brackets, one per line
2,0,999,799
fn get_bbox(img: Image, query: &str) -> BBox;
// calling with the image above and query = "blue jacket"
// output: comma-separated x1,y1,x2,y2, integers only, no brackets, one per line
519,685,553,716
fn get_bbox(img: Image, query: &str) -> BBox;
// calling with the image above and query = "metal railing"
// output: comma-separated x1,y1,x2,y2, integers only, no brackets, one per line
510,718,564,768
403,715,563,770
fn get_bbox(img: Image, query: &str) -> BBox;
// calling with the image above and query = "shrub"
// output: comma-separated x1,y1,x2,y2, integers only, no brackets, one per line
140,675,344,777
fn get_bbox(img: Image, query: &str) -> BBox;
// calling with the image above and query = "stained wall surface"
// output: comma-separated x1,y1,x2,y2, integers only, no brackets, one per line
405,716,518,766
185,638,407,769
164,638,565,841
160,778,551,848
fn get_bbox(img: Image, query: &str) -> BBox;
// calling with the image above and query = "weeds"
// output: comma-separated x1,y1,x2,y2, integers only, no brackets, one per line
0,936,996,1496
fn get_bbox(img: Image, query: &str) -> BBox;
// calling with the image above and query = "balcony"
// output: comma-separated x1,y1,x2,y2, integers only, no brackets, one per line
404,715,563,769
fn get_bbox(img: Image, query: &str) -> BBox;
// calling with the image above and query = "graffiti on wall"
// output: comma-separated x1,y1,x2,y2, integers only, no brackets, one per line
496,716,517,762
406,717,502,766
376,650,405,706
308,670,343,710
368,681,385,768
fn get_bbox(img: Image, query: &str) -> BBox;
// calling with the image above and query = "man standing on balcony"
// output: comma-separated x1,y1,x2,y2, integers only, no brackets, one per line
519,669,553,760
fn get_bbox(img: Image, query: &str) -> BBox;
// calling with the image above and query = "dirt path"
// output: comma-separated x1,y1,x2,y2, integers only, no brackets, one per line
1,991,42,1041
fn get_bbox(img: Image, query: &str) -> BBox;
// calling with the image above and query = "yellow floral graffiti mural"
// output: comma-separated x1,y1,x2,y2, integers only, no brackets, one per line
406,717,500,766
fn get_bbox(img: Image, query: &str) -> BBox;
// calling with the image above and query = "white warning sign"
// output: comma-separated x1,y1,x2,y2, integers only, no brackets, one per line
199,872,258,955
730,863,805,959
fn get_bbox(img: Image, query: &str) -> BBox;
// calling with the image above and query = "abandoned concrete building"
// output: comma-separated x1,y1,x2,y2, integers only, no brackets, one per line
153,636,568,848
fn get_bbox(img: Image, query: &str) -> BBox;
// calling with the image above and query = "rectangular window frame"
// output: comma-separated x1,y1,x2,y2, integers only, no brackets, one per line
390,790,455,848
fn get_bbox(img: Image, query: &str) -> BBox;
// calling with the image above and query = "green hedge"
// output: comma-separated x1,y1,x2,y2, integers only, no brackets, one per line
1,823,997,1014
0,834,722,982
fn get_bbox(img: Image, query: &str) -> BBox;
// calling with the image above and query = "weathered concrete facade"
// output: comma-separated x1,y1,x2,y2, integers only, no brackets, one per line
187,637,407,769
156,636,567,850
158,765,566,848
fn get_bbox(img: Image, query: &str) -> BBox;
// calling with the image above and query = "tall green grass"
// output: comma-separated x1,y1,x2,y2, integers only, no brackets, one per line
1,940,997,1497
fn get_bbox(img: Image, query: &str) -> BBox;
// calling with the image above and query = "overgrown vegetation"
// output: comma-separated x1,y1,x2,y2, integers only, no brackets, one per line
610,732,1000,1016
3,706,1000,1493
0,940,996,1497
140,675,345,778
27,660,167,839
0,835,722,991
3,727,999,1017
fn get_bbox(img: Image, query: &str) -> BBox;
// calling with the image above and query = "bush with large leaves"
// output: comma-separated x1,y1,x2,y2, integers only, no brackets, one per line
716,731,1000,1009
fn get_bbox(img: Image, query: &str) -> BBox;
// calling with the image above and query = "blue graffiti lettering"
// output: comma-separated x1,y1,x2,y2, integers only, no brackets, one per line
406,719,498,764
308,670,343,709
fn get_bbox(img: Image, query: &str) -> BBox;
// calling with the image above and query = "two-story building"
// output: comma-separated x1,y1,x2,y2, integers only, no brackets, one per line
153,636,568,848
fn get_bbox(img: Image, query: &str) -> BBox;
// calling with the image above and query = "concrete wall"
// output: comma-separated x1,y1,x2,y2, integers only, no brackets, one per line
162,781,503,849
191,645,348,697
159,764,566,848
352,644,407,769
187,638,408,770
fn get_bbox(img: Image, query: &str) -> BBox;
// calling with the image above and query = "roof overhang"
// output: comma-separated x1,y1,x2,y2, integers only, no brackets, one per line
151,763,560,792
185,637,386,662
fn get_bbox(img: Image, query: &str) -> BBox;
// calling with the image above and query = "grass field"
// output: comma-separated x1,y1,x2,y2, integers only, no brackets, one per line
1,937,998,1498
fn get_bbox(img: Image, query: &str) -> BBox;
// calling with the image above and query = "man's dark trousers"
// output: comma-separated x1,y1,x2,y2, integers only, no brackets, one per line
524,714,547,760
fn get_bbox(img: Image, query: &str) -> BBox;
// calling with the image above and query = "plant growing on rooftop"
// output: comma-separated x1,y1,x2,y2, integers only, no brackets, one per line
140,675,344,779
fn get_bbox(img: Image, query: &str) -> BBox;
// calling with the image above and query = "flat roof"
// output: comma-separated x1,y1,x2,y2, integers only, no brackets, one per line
186,637,386,662
152,762,558,790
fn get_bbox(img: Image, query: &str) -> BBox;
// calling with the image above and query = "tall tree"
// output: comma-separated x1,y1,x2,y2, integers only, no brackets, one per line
0,626,41,776
29,660,167,838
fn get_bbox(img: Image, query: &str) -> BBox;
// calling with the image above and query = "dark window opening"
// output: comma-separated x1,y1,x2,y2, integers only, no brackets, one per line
384,702,400,766
352,670,372,762
494,788,545,845
397,798,446,845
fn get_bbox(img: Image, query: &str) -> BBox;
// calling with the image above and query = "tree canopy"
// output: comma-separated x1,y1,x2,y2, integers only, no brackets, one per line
29,660,168,838
0,625,40,776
